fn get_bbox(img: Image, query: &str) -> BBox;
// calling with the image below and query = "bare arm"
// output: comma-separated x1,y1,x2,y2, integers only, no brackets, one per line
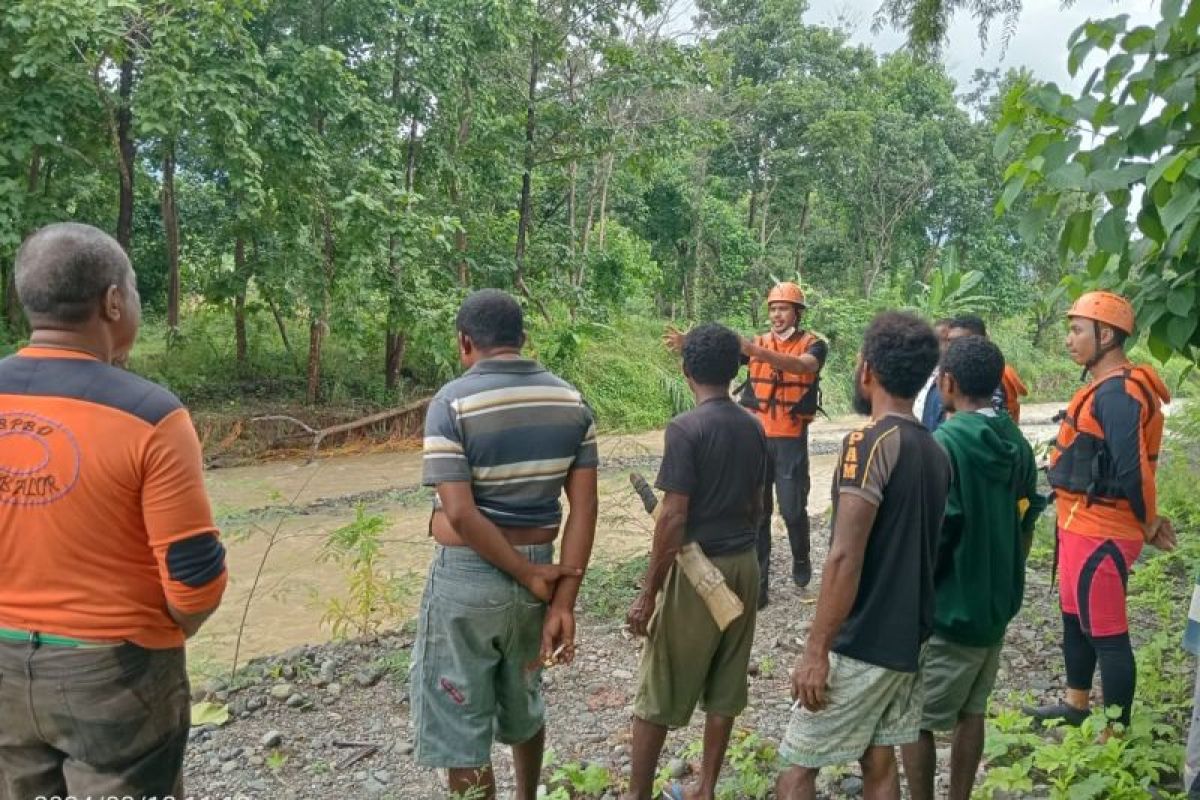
438,482,581,601
550,467,599,612
793,493,878,710
742,338,820,375
168,606,215,639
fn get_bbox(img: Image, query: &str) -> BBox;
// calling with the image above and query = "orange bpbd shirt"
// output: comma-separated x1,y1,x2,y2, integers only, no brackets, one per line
0,347,226,648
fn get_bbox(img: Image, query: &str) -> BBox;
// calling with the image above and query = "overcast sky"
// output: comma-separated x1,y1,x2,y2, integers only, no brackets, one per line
799,0,1161,92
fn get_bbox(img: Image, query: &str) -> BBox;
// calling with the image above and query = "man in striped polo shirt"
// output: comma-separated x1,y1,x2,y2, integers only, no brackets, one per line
411,289,599,800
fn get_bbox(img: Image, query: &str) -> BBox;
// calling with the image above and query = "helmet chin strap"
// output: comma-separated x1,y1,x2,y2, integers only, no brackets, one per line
1082,319,1120,381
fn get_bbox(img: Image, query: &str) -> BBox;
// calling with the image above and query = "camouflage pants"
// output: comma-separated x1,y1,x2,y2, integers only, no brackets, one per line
0,639,190,800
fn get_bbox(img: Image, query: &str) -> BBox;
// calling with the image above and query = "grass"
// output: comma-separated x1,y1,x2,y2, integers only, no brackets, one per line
578,554,649,621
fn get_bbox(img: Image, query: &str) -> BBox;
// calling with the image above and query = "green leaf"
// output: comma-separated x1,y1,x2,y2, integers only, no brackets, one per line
1138,207,1167,243
1019,202,1053,242
1111,103,1146,136
1168,314,1198,349
1086,251,1112,278
996,175,1026,215
1163,0,1184,22
1040,140,1075,175
1164,150,1197,183
994,125,1016,160
1086,164,1148,192
1061,209,1094,257
1095,207,1129,252
1148,332,1174,363
1120,26,1157,53
1104,54,1134,91
1148,150,1192,188
1045,162,1088,190
1160,183,1200,236
191,701,231,727
1167,286,1196,317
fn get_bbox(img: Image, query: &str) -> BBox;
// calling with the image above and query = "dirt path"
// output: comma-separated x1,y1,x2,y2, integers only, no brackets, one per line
189,405,1068,674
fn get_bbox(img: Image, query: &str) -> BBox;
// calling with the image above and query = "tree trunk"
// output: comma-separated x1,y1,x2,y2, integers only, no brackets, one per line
384,115,419,391
686,153,708,319
265,293,294,360
384,332,406,390
596,151,614,250
581,163,599,257
116,54,135,252
234,236,248,367
793,189,811,279
4,150,41,335
514,31,539,290
306,211,334,405
162,143,181,332
449,83,473,286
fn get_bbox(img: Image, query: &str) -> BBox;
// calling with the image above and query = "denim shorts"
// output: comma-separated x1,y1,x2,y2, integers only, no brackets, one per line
410,543,552,768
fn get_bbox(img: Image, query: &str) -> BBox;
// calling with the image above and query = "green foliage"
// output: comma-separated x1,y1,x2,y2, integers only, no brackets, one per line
578,554,649,620
912,253,993,320
998,2,1200,364
318,506,414,639
979,708,1181,799
0,0,1071,413
372,650,412,684
265,750,289,771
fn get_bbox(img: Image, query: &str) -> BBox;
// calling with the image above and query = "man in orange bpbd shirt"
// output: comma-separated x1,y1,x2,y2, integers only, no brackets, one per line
0,223,227,800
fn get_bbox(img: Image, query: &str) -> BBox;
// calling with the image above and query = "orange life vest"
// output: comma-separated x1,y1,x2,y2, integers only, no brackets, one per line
744,331,822,438
1048,364,1170,540
1000,364,1028,422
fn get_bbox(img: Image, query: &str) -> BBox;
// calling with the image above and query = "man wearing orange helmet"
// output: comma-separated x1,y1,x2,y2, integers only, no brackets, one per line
740,283,827,606
1026,291,1176,731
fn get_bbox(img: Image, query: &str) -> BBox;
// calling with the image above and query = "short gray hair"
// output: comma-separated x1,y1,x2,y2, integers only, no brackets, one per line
15,223,132,324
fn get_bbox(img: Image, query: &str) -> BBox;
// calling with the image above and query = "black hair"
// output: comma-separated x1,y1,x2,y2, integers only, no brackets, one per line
861,312,940,399
1110,328,1129,348
14,223,132,324
941,335,1004,400
934,317,954,328
682,323,741,386
456,289,524,349
948,313,987,337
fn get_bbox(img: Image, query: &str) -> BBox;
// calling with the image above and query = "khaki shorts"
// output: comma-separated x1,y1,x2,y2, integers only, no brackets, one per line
919,634,1002,732
781,652,922,768
410,543,551,768
633,546,759,728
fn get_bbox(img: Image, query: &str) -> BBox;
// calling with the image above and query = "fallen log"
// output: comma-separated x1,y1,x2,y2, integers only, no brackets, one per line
252,396,431,460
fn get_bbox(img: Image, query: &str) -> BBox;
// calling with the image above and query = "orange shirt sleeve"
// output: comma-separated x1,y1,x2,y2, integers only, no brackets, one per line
142,408,227,614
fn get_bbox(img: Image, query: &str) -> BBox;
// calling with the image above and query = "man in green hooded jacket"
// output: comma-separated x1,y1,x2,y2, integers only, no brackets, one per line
901,334,1046,800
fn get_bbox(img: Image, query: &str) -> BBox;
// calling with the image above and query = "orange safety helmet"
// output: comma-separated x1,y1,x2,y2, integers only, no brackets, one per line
1067,291,1135,335
767,282,807,309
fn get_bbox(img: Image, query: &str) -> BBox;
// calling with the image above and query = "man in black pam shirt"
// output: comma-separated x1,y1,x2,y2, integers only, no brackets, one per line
776,312,951,800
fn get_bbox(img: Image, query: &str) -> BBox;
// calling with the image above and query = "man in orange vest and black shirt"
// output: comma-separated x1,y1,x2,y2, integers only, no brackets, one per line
1026,291,1174,730
0,223,227,799
742,283,826,607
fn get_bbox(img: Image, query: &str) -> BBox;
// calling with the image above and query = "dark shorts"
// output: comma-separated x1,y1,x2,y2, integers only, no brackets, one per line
1058,528,1143,637
0,640,190,800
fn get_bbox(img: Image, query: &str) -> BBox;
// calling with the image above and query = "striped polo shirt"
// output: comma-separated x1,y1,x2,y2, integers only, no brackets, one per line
422,357,598,529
